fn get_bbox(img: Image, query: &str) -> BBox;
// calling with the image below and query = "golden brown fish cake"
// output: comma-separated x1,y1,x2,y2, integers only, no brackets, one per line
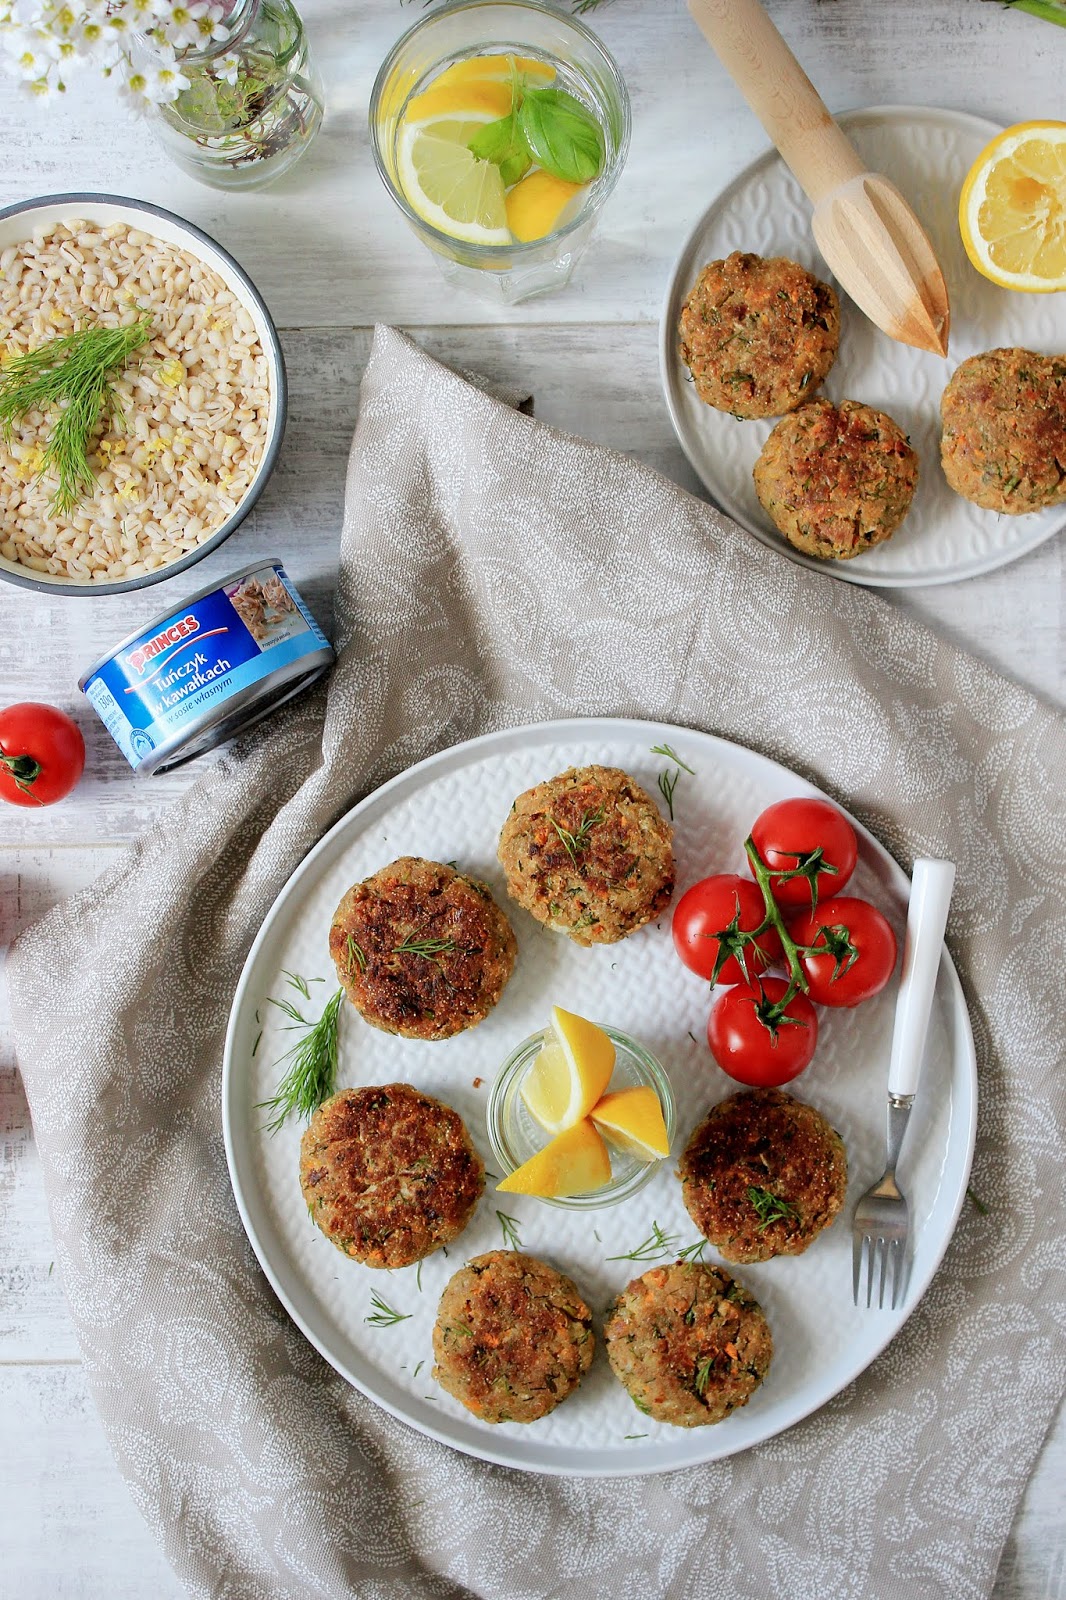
679,252,840,419
680,1088,847,1264
605,1261,772,1427
300,1084,484,1268
497,765,674,946
329,857,516,1040
433,1251,594,1423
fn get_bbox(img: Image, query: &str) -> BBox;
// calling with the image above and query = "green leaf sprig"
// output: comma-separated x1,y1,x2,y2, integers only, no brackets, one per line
0,314,153,514
466,56,605,189
519,87,605,185
258,984,344,1134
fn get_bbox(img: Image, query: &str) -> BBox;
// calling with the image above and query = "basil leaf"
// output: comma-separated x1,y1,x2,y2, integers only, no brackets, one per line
518,88,605,185
468,114,533,188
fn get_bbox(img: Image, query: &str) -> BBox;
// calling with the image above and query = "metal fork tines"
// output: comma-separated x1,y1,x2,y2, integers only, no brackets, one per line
852,1122,910,1309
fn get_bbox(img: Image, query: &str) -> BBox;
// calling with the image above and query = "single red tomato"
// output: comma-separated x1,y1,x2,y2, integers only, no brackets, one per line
0,703,85,807
749,796,858,911
672,873,782,986
707,976,819,1086
788,896,898,1008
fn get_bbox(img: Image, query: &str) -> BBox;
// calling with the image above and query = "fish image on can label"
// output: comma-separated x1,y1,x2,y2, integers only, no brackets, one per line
80,560,334,775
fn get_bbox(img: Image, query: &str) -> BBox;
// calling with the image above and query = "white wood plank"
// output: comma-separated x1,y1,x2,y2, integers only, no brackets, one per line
0,1366,183,1600
1,848,121,1362
0,1,1060,330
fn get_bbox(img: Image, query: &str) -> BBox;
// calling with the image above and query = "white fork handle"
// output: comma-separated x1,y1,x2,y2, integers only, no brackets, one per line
888,858,956,1100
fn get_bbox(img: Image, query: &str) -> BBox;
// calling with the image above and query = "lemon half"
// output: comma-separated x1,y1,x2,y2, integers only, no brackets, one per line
959,121,1066,292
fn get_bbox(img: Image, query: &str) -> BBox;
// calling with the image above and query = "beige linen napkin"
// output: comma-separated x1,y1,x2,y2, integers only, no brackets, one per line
8,325,1066,1600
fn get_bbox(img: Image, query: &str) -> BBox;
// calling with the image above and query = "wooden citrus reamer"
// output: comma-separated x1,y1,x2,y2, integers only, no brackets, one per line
688,0,950,357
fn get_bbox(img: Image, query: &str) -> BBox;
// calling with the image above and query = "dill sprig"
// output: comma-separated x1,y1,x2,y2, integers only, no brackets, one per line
747,1185,798,1230
657,767,680,820
283,969,323,1000
607,1220,679,1262
694,1356,714,1395
0,314,153,514
258,985,344,1134
650,743,695,775
550,807,604,866
651,744,694,822
677,1238,708,1264
364,1291,411,1328
345,933,367,973
497,1210,523,1250
394,935,459,958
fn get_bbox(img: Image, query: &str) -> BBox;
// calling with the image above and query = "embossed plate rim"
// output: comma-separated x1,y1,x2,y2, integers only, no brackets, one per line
659,105,1066,588
222,717,977,1477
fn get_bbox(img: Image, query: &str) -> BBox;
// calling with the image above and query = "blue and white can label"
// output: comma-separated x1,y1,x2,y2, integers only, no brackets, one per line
80,560,333,775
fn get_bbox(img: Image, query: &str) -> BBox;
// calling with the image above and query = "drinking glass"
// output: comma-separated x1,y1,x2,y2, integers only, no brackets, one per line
369,0,631,304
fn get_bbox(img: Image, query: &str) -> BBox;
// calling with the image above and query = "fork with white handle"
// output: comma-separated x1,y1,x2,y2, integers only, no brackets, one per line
852,858,956,1310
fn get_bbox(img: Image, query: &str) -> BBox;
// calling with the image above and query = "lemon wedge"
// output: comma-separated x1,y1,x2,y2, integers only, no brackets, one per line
589,1086,670,1162
520,1006,616,1135
506,169,585,243
496,1119,612,1198
396,114,510,246
959,120,1066,292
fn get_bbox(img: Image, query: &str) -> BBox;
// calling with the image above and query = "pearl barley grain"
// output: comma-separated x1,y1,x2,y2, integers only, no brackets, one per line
0,221,270,584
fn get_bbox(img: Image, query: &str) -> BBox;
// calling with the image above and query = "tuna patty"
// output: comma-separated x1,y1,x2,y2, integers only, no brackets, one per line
300,1083,484,1269
753,399,918,560
605,1261,772,1427
940,347,1066,513
433,1251,594,1424
329,856,516,1040
497,765,675,946
679,252,840,420
680,1087,847,1264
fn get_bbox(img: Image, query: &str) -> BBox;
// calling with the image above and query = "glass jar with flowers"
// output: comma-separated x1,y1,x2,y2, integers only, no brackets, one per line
0,1,324,191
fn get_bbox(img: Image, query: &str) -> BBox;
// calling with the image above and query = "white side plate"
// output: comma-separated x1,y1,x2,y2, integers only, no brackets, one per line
660,106,1066,588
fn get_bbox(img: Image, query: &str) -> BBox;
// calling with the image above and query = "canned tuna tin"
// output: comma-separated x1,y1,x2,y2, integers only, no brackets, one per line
80,560,333,775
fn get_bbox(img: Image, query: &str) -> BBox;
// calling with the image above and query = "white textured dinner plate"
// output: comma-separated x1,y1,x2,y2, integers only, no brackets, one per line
660,106,1066,587
222,718,976,1476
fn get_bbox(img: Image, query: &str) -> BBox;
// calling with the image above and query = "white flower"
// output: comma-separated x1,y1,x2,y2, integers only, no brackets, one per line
215,49,238,85
4,30,51,79
115,62,153,111
189,2,228,44
74,19,122,66
147,60,189,102
19,71,56,101
157,5,201,50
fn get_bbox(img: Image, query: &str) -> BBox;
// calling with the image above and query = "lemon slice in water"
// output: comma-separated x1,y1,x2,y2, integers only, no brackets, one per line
520,1006,616,1136
396,113,510,246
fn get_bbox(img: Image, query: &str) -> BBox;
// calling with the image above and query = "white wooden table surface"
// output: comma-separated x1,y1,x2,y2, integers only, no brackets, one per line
1,1,1063,1594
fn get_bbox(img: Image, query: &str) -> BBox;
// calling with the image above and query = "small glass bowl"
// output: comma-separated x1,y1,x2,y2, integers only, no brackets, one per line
486,1026,676,1210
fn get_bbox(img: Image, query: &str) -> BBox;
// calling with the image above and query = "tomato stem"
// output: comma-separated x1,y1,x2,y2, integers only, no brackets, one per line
744,835,810,1022
0,748,43,797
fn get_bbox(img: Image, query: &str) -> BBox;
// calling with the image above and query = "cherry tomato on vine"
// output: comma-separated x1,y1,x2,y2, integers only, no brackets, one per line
0,703,85,807
750,797,858,911
788,896,897,1008
707,976,819,1087
672,873,783,986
